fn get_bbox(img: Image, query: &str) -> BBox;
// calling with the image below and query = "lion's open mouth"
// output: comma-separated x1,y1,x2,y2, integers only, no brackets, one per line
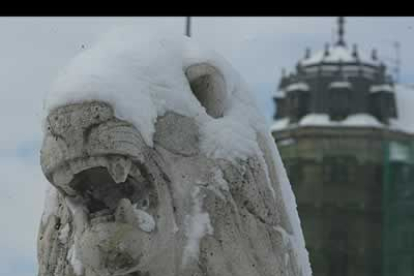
51,155,155,225
71,167,149,219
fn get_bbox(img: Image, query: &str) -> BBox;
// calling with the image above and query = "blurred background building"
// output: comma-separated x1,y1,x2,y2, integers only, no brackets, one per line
271,17,414,276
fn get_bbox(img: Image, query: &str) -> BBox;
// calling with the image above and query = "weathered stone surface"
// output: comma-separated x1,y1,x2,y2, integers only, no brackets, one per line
38,41,309,275
38,101,306,276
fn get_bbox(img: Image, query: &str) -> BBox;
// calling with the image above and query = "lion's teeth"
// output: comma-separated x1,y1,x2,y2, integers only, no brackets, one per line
114,198,156,232
108,157,132,184
115,198,135,223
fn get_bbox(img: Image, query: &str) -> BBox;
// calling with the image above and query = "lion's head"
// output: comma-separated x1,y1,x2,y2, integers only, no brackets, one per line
37,28,311,276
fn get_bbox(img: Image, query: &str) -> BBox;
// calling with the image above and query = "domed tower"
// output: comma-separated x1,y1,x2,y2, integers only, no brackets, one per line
273,17,397,125
271,17,414,276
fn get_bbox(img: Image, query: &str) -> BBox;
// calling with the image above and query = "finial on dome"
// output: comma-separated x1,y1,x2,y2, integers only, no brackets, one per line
336,17,346,47
305,47,311,59
372,48,378,60
352,44,359,59
324,43,330,56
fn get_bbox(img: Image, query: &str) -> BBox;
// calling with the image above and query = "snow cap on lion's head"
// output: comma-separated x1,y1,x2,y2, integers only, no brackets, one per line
45,26,259,148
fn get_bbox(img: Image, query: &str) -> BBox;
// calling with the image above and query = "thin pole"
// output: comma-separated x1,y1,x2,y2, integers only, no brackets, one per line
186,17,191,37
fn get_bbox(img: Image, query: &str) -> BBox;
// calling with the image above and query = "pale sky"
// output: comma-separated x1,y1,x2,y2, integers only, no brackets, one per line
0,16,413,275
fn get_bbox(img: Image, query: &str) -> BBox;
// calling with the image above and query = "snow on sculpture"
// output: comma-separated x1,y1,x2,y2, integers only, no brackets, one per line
37,27,312,276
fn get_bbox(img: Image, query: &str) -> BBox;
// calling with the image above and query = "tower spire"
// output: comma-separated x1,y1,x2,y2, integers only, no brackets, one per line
337,17,346,47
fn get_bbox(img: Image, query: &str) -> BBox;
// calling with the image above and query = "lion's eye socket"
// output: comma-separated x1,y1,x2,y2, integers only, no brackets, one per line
186,63,227,119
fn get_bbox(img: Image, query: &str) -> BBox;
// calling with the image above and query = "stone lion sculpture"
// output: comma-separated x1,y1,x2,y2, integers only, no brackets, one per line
37,28,311,276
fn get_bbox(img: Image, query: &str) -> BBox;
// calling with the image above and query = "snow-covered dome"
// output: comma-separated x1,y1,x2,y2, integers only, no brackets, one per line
299,17,382,69
300,44,381,67
273,17,397,125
